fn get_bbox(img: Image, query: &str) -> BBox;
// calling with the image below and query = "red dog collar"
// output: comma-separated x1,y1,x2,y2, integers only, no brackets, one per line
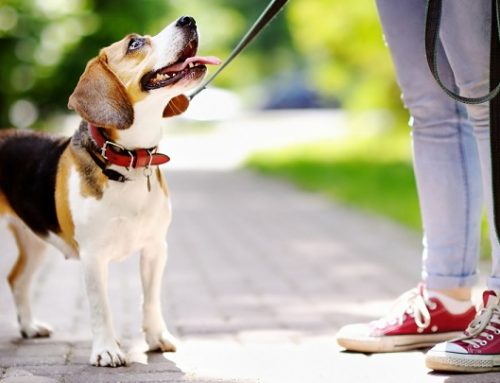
88,123,170,168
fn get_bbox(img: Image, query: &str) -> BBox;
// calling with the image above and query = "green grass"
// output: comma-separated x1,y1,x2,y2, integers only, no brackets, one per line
248,133,421,228
247,132,492,258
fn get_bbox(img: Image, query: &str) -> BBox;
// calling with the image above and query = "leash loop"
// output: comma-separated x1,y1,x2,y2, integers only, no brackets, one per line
425,0,500,104
425,0,500,241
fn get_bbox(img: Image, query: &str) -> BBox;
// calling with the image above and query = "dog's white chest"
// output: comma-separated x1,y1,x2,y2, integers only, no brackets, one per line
69,168,171,260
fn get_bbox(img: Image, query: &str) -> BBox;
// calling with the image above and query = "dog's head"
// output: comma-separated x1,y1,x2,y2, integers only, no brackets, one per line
68,16,220,130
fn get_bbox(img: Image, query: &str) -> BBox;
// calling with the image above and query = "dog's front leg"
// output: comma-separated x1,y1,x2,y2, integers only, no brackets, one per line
140,240,176,352
80,251,126,367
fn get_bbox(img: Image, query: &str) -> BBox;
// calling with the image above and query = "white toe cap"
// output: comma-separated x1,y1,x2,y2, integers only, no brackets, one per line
429,341,467,354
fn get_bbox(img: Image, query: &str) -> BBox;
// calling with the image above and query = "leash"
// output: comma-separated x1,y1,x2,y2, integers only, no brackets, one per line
189,0,289,100
164,0,289,116
425,0,500,104
425,0,500,239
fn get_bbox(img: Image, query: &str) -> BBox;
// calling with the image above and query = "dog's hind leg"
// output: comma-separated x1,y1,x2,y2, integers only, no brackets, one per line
140,240,176,352
7,221,52,338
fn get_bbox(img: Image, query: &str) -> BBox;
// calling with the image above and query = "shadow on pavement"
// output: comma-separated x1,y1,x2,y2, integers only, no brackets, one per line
0,337,251,383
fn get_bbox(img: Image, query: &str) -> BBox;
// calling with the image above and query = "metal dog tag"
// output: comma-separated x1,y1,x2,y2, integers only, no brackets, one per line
144,167,153,192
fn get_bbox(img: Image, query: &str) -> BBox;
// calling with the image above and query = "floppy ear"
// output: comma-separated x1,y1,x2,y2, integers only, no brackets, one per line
163,94,190,118
68,55,134,130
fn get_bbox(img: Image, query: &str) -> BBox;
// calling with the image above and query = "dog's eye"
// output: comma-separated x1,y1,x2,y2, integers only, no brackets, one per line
127,37,145,52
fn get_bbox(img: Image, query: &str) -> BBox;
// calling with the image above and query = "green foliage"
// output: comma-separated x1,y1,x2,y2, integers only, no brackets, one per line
0,0,173,127
0,0,402,129
0,0,295,128
247,133,492,259
248,133,422,228
287,0,404,114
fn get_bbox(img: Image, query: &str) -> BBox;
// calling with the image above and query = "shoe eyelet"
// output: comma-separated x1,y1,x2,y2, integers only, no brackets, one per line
487,334,494,340
428,301,437,310
473,344,480,349
480,340,488,346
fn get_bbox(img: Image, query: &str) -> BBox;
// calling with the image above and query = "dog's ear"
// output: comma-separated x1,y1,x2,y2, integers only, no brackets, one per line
163,94,190,118
68,55,134,130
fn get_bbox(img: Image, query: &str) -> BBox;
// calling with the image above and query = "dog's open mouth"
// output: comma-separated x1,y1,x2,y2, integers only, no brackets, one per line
141,41,221,91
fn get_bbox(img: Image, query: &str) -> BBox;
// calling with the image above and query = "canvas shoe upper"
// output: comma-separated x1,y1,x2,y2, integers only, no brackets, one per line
336,284,476,353
426,290,500,372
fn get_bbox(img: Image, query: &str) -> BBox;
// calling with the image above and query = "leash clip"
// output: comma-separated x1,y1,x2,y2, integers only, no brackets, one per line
143,149,154,177
147,149,154,168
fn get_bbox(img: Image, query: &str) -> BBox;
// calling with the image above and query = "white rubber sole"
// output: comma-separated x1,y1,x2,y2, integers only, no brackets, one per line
426,350,500,372
337,331,463,353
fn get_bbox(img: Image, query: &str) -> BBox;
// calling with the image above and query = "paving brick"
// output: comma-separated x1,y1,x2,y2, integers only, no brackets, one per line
0,169,497,382
1,377,61,383
2,368,61,383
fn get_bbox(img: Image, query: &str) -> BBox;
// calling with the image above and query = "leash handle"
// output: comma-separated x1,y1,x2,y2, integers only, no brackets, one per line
425,0,500,104
426,0,500,241
188,0,289,100
489,0,500,242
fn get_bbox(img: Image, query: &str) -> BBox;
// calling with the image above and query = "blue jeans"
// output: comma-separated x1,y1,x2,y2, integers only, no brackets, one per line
376,0,500,290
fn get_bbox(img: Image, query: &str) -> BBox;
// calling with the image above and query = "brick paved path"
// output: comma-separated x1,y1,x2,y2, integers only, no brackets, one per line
0,170,498,383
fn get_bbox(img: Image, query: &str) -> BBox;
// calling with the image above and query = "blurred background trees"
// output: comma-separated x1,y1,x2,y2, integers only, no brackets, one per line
0,0,404,129
4,1,490,255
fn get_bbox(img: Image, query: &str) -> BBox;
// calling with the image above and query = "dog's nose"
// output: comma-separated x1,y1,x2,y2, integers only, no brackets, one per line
176,16,196,28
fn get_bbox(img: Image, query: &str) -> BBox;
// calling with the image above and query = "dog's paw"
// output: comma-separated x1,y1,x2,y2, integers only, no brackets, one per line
20,321,53,339
146,330,177,352
90,344,127,367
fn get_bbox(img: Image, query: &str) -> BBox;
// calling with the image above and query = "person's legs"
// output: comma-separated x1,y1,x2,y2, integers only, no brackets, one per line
336,0,480,353
437,0,500,291
376,0,483,292
423,1,500,372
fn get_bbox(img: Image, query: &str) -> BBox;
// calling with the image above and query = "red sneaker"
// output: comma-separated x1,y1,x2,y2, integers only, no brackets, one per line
336,284,476,353
426,290,500,372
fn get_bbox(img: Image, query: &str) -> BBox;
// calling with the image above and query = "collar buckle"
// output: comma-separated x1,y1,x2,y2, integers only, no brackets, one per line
101,140,125,160
88,123,169,169
101,140,135,168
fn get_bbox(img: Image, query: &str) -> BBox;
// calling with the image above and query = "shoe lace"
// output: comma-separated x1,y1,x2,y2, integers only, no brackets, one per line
374,288,434,329
460,304,500,347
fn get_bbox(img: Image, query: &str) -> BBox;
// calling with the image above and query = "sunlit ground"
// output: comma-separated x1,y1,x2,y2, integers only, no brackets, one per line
0,217,477,383
0,103,493,382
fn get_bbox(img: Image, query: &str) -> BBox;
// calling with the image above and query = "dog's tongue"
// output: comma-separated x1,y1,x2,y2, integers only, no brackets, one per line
165,56,221,73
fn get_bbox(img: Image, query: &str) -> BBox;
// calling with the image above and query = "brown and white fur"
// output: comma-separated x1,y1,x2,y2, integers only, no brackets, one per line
0,16,212,367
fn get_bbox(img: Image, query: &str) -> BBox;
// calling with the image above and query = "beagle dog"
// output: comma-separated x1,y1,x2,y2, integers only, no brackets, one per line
0,16,219,367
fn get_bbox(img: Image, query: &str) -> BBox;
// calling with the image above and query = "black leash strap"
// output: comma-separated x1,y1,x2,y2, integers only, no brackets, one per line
425,0,500,104
490,0,500,240
425,0,500,239
188,0,289,100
